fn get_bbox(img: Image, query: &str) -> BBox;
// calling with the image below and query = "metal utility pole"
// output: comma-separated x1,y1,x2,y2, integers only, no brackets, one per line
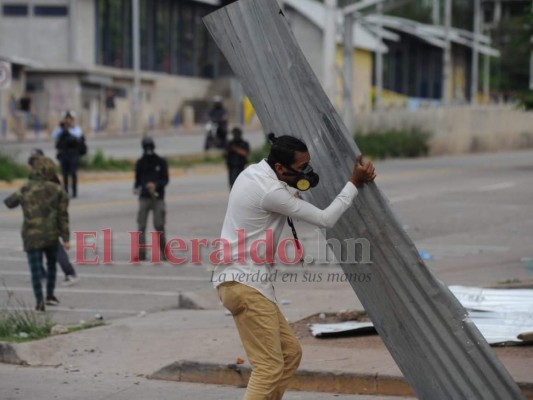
323,0,338,102
471,0,481,104
484,53,490,102
375,1,384,110
442,0,452,105
342,13,354,134
132,0,142,134
530,1,533,90
340,0,386,128
432,0,440,25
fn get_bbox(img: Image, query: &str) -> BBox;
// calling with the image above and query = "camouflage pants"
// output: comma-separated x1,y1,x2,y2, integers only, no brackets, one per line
27,245,58,303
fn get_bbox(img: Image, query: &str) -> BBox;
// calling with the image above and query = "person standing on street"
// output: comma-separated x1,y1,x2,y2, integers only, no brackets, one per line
4,156,70,311
225,126,250,189
53,111,83,198
208,95,229,148
28,149,79,286
133,137,169,261
213,133,376,399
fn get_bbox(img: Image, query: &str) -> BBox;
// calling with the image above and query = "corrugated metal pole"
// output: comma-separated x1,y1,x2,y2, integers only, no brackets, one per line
323,0,337,102
442,0,452,105
471,0,480,104
342,13,354,134
375,2,383,110
132,0,142,134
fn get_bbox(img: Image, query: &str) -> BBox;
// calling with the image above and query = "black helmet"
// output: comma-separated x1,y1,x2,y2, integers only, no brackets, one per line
141,137,155,150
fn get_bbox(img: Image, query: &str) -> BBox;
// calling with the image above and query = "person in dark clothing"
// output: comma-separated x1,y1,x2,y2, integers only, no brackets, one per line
225,127,250,189
133,137,169,261
208,96,229,148
53,111,83,198
28,149,79,286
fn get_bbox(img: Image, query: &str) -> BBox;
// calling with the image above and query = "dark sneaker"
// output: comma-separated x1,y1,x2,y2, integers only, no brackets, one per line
35,302,45,312
45,295,60,306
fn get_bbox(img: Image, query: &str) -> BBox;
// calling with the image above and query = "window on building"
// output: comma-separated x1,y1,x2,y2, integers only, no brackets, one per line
34,6,69,17
95,0,227,78
2,4,29,16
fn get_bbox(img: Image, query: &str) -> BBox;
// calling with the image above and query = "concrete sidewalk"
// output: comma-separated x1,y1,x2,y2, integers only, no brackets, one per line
1,281,532,399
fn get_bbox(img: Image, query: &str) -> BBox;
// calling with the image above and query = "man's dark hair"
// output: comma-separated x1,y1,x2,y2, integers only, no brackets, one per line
266,133,308,168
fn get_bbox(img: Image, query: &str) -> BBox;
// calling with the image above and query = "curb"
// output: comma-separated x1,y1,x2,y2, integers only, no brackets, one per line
0,342,28,366
148,360,415,397
148,360,533,398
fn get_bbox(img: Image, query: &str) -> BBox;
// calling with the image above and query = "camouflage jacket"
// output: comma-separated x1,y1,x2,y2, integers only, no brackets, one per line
3,157,69,251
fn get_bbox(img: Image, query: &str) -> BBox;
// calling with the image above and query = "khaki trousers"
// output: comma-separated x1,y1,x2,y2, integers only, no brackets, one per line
217,282,302,400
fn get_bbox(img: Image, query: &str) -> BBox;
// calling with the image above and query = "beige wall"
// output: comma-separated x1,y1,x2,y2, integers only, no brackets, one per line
355,106,533,155
0,0,71,64
335,47,373,113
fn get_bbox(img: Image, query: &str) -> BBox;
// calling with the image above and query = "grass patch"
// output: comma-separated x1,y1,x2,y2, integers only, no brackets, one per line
166,153,224,168
0,287,105,343
79,149,133,172
0,154,29,182
354,128,431,160
0,298,53,343
80,149,226,171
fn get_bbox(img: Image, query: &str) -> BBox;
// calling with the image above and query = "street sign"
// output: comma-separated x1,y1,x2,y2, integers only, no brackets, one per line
0,61,12,90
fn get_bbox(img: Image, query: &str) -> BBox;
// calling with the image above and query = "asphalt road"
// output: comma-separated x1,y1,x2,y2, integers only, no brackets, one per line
1,149,532,326
0,129,267,162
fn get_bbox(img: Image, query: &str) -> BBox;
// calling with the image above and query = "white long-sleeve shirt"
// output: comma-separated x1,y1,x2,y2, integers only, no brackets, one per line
52,125,83,140
213,159,358,303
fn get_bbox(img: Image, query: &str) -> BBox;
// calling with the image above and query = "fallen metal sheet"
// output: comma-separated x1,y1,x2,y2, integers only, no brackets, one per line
310,321,375,338
310,311,533,345
203,1,524,399
450,286,533,313
468,311,533,345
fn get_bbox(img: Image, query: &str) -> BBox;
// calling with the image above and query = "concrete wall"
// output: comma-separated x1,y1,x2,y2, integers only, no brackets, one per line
354,106,533,155
74,0,96,66
0,0,72,64
25,73,80,133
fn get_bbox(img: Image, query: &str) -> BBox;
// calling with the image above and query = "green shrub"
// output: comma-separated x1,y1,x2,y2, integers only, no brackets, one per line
0,154,29,182
517,91,533,111
249,140,270,164
79,149,133,171
167,154,224,168
354,128,431,159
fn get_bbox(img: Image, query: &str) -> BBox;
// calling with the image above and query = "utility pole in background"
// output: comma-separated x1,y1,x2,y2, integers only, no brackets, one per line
442,0,452,105
132,0,142,135
432,0,440,25
341,0,386,131
530,1,533,90
323,0,338,102
471,0,481,104
342,12,354,134
375,1,384,110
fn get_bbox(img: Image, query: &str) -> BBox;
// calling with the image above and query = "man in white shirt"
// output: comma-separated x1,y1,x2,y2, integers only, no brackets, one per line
214,133,376,399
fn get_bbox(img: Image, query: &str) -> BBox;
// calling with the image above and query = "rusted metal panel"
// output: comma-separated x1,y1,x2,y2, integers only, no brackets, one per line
203,1,524,398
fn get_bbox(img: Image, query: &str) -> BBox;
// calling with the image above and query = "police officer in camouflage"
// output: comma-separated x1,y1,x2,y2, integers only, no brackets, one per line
134,137,169,261
4,157,69,311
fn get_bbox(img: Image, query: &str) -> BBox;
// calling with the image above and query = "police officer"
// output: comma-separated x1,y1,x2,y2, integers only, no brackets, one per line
133,137,169,261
